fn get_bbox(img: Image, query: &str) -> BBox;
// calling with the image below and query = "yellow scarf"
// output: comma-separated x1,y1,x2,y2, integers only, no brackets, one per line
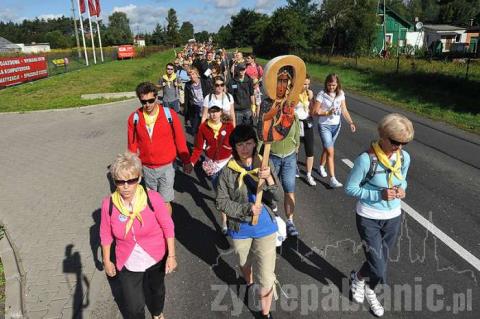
207,120,222,139
298,91,309,113
162,73,177,88
111,185,148,237
227,158,260,189
143,106,159,132
372,141,403,188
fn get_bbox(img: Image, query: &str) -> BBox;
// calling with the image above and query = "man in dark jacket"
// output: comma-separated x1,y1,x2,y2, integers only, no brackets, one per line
227,63,255,126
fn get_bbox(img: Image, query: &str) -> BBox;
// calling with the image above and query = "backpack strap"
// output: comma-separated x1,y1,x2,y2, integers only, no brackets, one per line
359,151,378,187
132,111,139,143
108,197,113,216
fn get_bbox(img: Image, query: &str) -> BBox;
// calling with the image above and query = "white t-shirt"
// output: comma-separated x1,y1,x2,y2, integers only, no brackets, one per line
315,90,345,125
203,93,234,115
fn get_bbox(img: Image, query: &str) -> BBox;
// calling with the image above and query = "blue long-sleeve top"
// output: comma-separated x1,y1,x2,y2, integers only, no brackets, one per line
344,150,411,217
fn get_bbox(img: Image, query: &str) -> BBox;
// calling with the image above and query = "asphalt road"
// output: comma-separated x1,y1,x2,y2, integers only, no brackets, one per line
159,87,480,318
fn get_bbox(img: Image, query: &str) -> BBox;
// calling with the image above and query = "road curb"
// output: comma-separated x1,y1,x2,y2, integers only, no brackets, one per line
81,92,136,100
0,98,136,115
0,225,26,319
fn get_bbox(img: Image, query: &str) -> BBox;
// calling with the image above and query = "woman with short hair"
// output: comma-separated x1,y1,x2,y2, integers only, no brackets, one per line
100,152,177,319
216,125,281,319
345,113,414,317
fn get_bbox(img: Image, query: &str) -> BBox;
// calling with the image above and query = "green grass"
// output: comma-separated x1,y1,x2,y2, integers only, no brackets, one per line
258,56,480,134
0,224,5,313
0,49,176,112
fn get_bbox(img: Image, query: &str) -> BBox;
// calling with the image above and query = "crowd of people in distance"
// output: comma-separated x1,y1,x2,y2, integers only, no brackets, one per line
99,40,415,319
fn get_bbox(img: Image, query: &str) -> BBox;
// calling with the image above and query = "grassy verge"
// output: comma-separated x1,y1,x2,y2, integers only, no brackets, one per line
257,57,480,134
0,49,176,112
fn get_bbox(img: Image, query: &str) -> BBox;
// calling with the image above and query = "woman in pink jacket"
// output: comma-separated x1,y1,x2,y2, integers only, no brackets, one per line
100,152,177,319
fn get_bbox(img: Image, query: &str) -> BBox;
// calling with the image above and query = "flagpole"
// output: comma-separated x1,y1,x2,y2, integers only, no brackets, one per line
95,17,104,62
76,0,89,66
86,2,97,64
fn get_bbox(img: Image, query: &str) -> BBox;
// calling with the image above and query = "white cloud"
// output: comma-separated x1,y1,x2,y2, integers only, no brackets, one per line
37,14,64,21
0,8,26,23
111,4,168,33
255,0,277,10
214,0,241,9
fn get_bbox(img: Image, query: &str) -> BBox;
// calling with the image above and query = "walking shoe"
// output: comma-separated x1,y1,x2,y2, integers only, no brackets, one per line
365,285,385,317
286,220,299,237
306,174,317,186
329,177,343,188
260,312,273,319
318,165,327,177
221,225,228,235
350,271,365,304
295,165,300,178
153,314,164,319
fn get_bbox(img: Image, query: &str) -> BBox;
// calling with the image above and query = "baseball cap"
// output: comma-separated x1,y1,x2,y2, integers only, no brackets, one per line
237,63,246,70
208,100,223,111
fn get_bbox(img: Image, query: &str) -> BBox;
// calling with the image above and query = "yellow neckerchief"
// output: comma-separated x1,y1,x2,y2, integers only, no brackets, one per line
111,185,148,237
162,73,177,87
143,106,159,132
227,155,262,189
372,141,403,188
298,90,309,113
207,120,222,139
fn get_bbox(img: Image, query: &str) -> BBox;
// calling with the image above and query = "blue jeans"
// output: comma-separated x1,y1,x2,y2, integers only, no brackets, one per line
270,152,297,193
356,214,402,289
318,123,341,148
164,100,180,113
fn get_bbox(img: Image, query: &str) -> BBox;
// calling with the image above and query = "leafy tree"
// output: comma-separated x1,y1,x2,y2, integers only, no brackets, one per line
255,7,308,56
104,12,132,45
215,24,233,48
179,21,194,44
151,23,166,45
165,8,180,46
194,31,210,43
44,30,72,48
229,9,270,48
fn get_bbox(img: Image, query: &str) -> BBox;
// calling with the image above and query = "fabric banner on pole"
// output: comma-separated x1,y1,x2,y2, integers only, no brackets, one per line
86,1,97,64
95,0,101,16
80,0,86,14
88,0,97,16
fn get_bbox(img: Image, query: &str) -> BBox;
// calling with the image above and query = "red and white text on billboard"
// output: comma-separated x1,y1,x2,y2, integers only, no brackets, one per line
0,56,48,87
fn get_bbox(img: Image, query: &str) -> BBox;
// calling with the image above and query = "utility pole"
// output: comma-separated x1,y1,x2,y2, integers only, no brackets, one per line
71,0,81,59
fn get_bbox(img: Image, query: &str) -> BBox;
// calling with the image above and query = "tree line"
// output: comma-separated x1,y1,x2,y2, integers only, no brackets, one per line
216,0,480,56
1,0,479,54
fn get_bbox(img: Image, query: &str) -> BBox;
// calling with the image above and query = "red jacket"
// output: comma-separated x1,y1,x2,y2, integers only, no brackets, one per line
191,121,234,165
128,105,190,168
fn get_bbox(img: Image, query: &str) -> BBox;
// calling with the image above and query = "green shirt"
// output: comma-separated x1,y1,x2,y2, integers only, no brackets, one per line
270,115,300,157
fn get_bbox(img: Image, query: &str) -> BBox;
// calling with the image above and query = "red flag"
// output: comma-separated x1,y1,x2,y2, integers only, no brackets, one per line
95,0,101,16
80,0,86,14
88,0,97,16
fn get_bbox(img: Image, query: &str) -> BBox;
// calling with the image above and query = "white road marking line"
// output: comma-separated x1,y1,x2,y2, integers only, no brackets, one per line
341,158,480,272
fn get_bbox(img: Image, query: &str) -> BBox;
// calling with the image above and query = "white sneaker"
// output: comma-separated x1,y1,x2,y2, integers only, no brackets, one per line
306,174,317,186
318,165,327,177
350,271,365,304
365,286,385,317
329,177,343,188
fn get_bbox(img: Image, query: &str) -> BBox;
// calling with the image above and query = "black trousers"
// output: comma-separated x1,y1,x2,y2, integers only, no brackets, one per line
119,256,167,319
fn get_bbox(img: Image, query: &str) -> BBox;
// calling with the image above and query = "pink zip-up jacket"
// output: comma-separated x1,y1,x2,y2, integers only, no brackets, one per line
100,190,175,271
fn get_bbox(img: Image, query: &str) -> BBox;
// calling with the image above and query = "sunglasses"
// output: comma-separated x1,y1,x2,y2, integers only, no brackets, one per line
389,138,408,146
140,97,156,105
167,68,174,71
114,177,139,186
215,83,225,87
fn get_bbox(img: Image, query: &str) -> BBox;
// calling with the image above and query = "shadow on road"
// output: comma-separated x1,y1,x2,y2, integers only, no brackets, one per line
279,237,348,296
63,244,89,319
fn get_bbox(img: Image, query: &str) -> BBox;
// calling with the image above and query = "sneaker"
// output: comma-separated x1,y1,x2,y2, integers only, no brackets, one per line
318,165,327,177
350,271,365,304
329,177,343,188
295,165,300,178
286,220,299,237
365,286,385,317
306,174,317,186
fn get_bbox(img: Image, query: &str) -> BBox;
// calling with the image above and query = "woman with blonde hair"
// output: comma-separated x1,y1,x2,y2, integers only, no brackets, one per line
345,113,414,317
100,152,177,319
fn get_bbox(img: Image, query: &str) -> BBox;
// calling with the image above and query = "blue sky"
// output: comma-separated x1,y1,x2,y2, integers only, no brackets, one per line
0,0,287,33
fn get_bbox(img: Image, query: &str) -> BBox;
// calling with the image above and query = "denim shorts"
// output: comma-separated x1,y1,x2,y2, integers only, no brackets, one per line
270,152,297,193
318,123,341,148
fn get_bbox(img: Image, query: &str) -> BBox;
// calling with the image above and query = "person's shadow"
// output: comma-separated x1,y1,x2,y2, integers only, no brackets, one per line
279,237,349,297
63,244,89,319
